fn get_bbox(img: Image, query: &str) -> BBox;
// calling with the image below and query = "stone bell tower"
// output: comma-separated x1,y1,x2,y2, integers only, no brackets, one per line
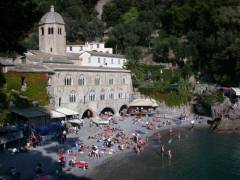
38,5,66,55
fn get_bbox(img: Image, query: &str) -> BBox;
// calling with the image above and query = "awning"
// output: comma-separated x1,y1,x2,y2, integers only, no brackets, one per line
129,98,158,107
152,102,159,107
69,119,83,125
232,88,240,96
50,110,66,119
56,107,79,116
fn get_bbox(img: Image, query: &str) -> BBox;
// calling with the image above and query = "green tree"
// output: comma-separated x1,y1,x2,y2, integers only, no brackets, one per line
0,0,40,54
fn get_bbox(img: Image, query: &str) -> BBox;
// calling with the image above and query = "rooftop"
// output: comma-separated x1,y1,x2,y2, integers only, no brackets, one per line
45,64,131,73
14,64,54,73
27,50,76,64
85,51,125,59
0,59,15,66
11,107,49,118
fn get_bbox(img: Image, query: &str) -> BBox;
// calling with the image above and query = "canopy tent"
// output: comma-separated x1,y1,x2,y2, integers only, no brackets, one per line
68,119,83,126
56,107,79,116
129,98,159,107
49,110,65,119
152,102,159,107
92,117,109,125
232,88,240,96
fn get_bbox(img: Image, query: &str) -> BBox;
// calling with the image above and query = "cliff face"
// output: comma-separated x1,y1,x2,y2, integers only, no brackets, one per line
214,106,240,133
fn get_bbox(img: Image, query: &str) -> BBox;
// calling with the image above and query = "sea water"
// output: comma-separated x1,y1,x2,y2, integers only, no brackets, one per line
90,128,240,180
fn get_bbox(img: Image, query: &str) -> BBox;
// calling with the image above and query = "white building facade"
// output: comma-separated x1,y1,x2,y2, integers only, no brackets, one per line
66,42,113,54
78,51,127,68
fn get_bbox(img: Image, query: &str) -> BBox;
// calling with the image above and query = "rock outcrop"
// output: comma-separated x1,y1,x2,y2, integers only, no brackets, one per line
209,98,240,133
191,96,212,116
215,107,240,133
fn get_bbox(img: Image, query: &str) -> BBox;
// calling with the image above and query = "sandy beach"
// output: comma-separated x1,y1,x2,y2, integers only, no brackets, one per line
0,108,211,180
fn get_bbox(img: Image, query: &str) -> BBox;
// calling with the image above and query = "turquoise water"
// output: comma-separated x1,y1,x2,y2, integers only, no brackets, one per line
91,128,240,180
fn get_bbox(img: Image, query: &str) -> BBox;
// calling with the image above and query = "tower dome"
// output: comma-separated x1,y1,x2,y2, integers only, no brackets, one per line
39,5,65,25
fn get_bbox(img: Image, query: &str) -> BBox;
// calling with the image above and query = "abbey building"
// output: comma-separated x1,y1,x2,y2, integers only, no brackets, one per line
2,6,133,117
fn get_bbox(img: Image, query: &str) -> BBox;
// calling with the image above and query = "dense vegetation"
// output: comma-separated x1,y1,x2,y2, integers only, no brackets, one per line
125,61,192,106
0,0,239,111
103,0,240,86
0,0,239,86
0,0,103,54
0,72,49,124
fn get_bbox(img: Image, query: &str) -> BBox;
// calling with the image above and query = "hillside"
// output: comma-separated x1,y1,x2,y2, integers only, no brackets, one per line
0,0,239,87
102,0,240,86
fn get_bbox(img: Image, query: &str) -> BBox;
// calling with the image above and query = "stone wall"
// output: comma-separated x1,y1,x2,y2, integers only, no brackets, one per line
47,69,133,116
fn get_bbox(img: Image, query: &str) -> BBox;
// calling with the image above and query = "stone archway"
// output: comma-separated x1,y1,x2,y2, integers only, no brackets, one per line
119,105,128,116
100,107,115,116
82,109,93,119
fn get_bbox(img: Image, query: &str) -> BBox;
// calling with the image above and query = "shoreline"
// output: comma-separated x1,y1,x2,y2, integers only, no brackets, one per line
0,113,211,179
81,119,210,178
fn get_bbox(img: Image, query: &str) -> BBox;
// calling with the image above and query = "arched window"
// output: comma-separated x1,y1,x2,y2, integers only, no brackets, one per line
95,75,100,86
41,27,44,35
118,89,123,99
109,89,114,100
89,91,95,101
69,91,76,103
58,97,61,107
78,75,85,86
100,90,105,101
122,78,126,84
64,76,72,86
48,77,52,86
98,57,101,63
109,78,114,85
48,27,54,34
58,28,62,34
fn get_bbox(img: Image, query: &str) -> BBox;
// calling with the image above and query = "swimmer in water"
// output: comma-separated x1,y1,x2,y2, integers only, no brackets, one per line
161,144,165,153
168,149,172,159
178,133,181,141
